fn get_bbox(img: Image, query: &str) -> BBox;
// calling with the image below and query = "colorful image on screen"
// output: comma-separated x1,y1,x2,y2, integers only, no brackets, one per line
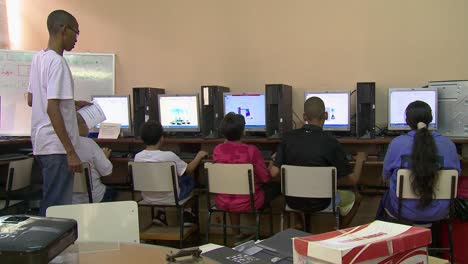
305,92,350,131
159,95,200,131
223,93,266,131
92,96,130,128
388,88,437,130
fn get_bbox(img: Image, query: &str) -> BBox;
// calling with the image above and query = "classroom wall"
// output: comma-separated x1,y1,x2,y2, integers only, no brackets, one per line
0,0,9,48
9,0,468,126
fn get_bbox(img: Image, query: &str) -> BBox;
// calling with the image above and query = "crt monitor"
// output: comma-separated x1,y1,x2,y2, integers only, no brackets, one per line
91,95,132,130
158,94,200,132
223,93,266,131
388,88,438,130
304,91,351,131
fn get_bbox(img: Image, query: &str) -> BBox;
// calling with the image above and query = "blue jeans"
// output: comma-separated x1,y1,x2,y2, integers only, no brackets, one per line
101,186,116,203
36,155,74,216
178,175,194,200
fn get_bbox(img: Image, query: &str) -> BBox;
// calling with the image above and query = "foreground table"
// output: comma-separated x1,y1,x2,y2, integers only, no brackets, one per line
52,242,215,264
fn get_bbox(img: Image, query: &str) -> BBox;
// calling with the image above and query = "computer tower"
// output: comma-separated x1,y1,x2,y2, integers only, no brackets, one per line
356,82,375,138
265,84,292,138
133,87,165,138
429,80,468,137
201,85,230,138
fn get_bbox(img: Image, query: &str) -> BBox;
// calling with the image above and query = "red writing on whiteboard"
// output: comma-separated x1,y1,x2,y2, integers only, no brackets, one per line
1,70,14,76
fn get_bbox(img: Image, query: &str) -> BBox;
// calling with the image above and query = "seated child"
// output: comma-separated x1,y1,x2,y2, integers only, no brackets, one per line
213,113,281,241
378,101,461,222
73,113,115,204
134,120,208,226
269,97,366,230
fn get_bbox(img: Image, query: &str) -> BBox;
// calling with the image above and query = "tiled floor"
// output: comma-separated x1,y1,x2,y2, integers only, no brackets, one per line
349,194,382,227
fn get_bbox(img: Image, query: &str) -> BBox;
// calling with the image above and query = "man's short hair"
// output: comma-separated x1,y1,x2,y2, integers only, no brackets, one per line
140,120,164,145
47,10,76,35
304,97,325,120
219,112,245,141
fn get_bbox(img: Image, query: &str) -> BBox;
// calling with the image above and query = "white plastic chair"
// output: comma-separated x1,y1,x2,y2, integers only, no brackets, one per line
280,165,339,231
204,162,273,245
0,157,34,213
129,161,198,248
46,201,139,243
396,169,458,262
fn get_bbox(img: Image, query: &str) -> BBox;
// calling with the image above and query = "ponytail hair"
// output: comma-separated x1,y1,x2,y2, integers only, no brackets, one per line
405,101,438,207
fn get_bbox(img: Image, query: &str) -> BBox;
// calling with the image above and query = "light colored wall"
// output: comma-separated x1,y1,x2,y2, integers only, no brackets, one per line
0,0,9,48
10,0,468,126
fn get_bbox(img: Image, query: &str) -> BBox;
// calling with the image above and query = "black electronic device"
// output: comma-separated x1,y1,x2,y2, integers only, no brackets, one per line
356,82,376,138
265,84,293,138
133,87,165,138
201,85,230,138
0,153,29,161
0,215,77,264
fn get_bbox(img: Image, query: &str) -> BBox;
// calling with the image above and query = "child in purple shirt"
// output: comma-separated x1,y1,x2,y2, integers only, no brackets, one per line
379,101,461,222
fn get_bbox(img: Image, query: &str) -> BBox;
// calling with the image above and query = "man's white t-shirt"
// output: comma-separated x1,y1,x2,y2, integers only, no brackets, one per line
134,150,187,204
28,50,79,155
72,137,113,204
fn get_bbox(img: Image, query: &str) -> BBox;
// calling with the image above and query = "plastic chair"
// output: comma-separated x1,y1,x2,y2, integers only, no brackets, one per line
73,162,93,203
0,157,34,214
280,165,339,231
396,169,458,263
204,162,274,246
46,201,139,243
128,161,198,248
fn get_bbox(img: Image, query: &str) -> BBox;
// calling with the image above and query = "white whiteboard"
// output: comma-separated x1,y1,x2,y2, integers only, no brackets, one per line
0,49,115,136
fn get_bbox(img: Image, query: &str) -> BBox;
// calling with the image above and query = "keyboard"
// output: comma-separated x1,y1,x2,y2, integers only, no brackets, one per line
0,153,29,161
261,150,273,160
165,133,202,139
110,152,131,158
0,136,24,141
178,152,197,160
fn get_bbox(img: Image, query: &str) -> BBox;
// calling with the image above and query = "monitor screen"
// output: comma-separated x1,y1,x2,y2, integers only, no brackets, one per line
223,93,266,131
158,94,200,132
304,91,351,131
388,88,438,130
91,96,131,129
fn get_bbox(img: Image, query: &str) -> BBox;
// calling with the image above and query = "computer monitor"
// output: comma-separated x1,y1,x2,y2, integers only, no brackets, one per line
158,94,200,132
304,91,351,131
388,88,438,130
223,93,266,132
91,95,132,131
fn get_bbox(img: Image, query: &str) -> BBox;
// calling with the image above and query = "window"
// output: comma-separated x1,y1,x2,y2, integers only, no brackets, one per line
0,0,9,48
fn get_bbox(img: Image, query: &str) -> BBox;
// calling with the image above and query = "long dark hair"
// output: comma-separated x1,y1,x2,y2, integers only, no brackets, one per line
405,101,438,207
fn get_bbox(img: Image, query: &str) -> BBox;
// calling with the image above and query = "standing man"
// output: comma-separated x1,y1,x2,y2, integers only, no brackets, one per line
28,10,88,216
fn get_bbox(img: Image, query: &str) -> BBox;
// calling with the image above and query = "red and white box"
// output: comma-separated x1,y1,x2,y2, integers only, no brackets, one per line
293,221,431,264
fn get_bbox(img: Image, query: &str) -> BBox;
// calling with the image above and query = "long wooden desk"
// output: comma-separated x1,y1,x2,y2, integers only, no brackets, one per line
52,242,449,264
91,137,468,188
1,137,468,188
53,242,213,264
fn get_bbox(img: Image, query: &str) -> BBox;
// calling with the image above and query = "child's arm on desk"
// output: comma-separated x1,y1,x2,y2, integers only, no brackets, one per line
185,150,208,175
338,152,367,186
